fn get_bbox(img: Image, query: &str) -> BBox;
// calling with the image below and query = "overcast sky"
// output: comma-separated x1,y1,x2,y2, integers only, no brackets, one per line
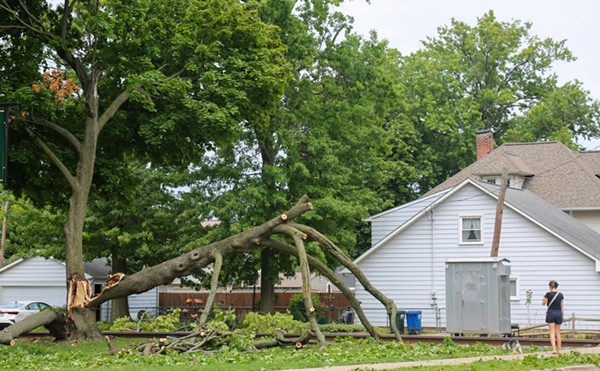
337,0,600,150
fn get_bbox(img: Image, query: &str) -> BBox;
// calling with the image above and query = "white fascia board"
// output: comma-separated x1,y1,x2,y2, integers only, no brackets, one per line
0,258,24,273
350,180,475,270
363,191,451,222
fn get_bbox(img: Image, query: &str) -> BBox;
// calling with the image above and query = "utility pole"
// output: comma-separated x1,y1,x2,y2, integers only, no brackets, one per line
490,168,509,257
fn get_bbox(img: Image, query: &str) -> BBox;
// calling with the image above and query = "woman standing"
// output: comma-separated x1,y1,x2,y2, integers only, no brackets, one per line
542,280,564,354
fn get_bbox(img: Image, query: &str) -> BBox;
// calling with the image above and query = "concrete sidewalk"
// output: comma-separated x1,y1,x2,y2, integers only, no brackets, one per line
284,346,600,370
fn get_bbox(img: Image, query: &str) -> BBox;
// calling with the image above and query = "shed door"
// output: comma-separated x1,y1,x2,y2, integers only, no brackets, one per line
461,269,483,332
1,286,67,306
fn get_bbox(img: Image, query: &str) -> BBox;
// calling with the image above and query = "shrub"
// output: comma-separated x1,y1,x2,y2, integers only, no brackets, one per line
288,293,324,322
241,311,308,334
109,308,183,332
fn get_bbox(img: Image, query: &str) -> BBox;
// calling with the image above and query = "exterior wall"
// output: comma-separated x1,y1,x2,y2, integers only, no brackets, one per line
0,257,67,306
0,257,65,286
93,278,159,321
357,184,600,331
129,288,160,319
370,192,447,246
571,210,600,234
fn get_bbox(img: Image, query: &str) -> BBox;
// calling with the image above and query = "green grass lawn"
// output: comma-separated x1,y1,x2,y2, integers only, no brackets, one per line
0,335,599,370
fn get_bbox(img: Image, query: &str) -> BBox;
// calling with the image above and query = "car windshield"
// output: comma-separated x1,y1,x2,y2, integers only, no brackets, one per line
0,303,24,309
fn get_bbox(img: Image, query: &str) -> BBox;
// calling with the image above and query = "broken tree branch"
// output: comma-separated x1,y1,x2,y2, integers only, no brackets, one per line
273,224,326,348
0,309,66,345
86,195,314,308
198,252,223,326
262,238,380,338
290,223,403,342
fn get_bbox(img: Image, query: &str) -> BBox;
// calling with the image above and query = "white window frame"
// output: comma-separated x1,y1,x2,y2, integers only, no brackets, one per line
459,215,483,244
482,176,512,187
510,277,519,301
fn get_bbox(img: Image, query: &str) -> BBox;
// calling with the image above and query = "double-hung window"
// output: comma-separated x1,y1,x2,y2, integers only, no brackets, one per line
460,216,482,243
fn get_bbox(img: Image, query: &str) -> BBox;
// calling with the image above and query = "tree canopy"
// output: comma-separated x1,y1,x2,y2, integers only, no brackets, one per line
397,11,600,191
1,0,290,337
178,0,423,312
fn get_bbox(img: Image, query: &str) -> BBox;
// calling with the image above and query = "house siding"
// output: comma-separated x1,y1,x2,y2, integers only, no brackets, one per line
572,210,600,234
357,184,600,330
0,257,66,286
0,257,67,306
371,192,447,246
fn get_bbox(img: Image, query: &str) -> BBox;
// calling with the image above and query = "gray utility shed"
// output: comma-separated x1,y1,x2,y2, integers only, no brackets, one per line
445,257,511,335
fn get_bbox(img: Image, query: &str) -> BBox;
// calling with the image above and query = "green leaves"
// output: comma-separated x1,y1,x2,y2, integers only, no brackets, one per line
399,10,600,191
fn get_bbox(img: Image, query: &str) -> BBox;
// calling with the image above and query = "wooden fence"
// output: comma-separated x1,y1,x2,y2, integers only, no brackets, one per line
516,313,600,337
159,291,351,323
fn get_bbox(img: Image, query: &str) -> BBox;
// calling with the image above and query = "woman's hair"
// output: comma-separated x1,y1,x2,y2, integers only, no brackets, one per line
549,280,559,289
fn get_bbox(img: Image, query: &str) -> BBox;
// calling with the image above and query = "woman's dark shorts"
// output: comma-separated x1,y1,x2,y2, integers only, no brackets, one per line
546,308,563,324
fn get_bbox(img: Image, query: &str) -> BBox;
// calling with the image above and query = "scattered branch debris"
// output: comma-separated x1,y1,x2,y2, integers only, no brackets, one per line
120,329,316,355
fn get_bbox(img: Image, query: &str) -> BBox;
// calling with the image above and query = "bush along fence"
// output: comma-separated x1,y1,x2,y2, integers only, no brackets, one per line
156,291,352,324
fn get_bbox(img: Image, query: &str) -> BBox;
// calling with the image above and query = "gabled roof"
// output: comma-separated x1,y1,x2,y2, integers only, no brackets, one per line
354,178,600,266
426,142,600,209
0,256,93,279
474,180,600,262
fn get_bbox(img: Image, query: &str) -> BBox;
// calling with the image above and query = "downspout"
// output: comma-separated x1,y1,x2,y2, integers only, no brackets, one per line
430,207,440,331
430,208,436,294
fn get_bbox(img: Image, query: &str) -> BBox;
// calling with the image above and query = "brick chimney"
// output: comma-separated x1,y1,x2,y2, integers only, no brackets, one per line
476,129,494,160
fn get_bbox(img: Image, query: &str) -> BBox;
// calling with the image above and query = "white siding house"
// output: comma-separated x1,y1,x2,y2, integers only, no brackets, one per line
0,257,71,306
353,179,600,330
0,257,158,321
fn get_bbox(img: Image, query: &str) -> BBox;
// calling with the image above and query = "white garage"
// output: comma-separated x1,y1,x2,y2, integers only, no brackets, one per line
0,257,70,306
0,256,158,321
1,286,67,306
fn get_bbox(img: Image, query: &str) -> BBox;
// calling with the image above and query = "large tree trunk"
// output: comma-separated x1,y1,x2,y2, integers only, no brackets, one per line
110,252,130,321
258,248,276,314
64,86,103,340
257,139,278,314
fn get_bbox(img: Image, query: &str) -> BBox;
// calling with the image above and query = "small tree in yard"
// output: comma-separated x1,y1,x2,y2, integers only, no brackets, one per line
289,293,324,323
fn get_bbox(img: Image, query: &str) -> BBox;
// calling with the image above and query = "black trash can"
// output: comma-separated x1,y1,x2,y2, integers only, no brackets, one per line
389,310,405,334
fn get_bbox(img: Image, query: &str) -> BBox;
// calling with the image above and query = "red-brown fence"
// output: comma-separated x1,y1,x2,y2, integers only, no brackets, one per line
159,291,351,323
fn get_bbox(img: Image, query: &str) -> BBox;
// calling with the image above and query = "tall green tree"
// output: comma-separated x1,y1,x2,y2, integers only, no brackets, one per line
398,11,600,192
1,0,288,338
0,189,64,265
84,161,204,320
186,1,420,313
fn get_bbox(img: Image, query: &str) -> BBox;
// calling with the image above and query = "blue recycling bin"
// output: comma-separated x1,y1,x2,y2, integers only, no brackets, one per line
406,310,422,334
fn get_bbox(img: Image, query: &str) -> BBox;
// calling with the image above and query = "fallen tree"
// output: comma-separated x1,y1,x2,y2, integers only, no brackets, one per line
1,195,404,348
0,309,66,345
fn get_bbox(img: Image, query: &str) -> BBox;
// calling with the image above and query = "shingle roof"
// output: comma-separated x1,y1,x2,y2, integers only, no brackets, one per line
473,180,600,261
426,141,600,209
